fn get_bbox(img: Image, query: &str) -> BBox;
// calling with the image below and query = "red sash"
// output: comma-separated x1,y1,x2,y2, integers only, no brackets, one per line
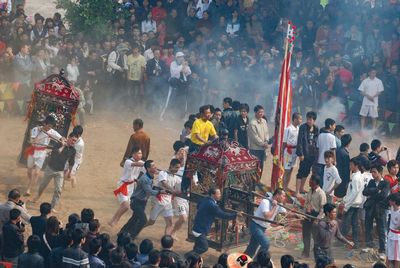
286,145,297,154
390,229,400,234
23,145,47,159
113,181,135,196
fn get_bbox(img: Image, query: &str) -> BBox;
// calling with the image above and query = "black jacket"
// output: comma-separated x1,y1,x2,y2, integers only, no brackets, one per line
2,221,24,258
61,245,89,268
160,249,184,263
30,215,47,237
48,144,76,172
222,107,238,139
146,58,167,78
335,146,350,198
296,123,319,158
18,252,44,268
363,179,390,209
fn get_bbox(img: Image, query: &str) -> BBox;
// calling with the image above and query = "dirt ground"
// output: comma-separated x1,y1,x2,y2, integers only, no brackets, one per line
3,3,397,268
2,109,397,268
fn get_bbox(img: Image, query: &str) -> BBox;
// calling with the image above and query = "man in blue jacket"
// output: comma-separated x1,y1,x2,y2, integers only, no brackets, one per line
189,187,238,255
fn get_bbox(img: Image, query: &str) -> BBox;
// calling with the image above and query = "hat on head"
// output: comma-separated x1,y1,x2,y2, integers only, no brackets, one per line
176,51,185,58
116,43,129,52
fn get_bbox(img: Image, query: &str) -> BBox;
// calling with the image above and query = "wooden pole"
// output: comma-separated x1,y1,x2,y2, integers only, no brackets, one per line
252,191,319,221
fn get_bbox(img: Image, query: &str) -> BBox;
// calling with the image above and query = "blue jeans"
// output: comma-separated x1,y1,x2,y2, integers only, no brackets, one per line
244,221,270,257
341,207,360,246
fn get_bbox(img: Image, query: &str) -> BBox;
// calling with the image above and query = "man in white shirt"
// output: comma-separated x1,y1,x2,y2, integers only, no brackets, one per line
146,159,181,235
282,112,302,191
358,68,384,130
316,118,336,188
25,116,63,197
341,157,364,249
244,188,286,257
65,125,84,188
109,148,145,227
160,52,191,121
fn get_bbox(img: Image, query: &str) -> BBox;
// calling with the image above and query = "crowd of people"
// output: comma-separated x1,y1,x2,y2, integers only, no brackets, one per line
1,0,400,268
1,96,400,268
0,0,399,130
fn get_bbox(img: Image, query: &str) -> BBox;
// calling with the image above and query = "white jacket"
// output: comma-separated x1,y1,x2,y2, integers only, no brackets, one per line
107,51,128,73
343,171,364,211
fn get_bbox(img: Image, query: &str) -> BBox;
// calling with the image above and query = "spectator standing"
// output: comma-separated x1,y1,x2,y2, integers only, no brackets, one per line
137,239,154,264
82,219,100,253
334,134,352,198
30,16,48,43
0,189,31,233
341,158,364,249
160,235,184,263
121,118,151,166
30,202,51,238
333,125,345,149
233,103,250,148
221,97,238,140
13,43,33,104
62,228,90,267
321,151,341,203
247,105,269,174
363,165,390,256
142,12,157,33
106,43,128,102
368,139,389,168
359,68,384,130
315,118,337,187
295,111,319,198
88,238,105,268
126,43,146,110
32,48,50,82
282,112,302,191
2,209,25,265
17,235,45,268
384,160,399,193
160,51,191,120
39,216,63,264
146,48,167,111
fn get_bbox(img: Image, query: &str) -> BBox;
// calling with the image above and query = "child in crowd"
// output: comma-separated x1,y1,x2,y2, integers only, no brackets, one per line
322,150,342,203
384,160,399,193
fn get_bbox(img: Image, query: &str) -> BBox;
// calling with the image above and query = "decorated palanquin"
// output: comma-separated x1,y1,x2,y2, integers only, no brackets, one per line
185,140,261,251
18,73,80,166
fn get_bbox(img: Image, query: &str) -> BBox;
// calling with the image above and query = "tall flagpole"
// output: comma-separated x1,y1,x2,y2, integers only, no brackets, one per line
270,22,296,190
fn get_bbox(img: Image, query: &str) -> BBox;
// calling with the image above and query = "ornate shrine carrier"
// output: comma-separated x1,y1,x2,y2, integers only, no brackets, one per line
185,140,261,251
18,73,80,166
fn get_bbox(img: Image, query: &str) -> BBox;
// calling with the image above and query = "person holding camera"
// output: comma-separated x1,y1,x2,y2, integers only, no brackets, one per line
2,209,25,265
368,139,389,168
0,189,31,232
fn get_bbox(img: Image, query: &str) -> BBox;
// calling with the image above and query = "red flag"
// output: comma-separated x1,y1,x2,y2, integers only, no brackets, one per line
270,22,295,190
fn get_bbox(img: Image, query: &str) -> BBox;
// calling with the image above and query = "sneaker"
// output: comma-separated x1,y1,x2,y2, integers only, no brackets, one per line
379,253,386,261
